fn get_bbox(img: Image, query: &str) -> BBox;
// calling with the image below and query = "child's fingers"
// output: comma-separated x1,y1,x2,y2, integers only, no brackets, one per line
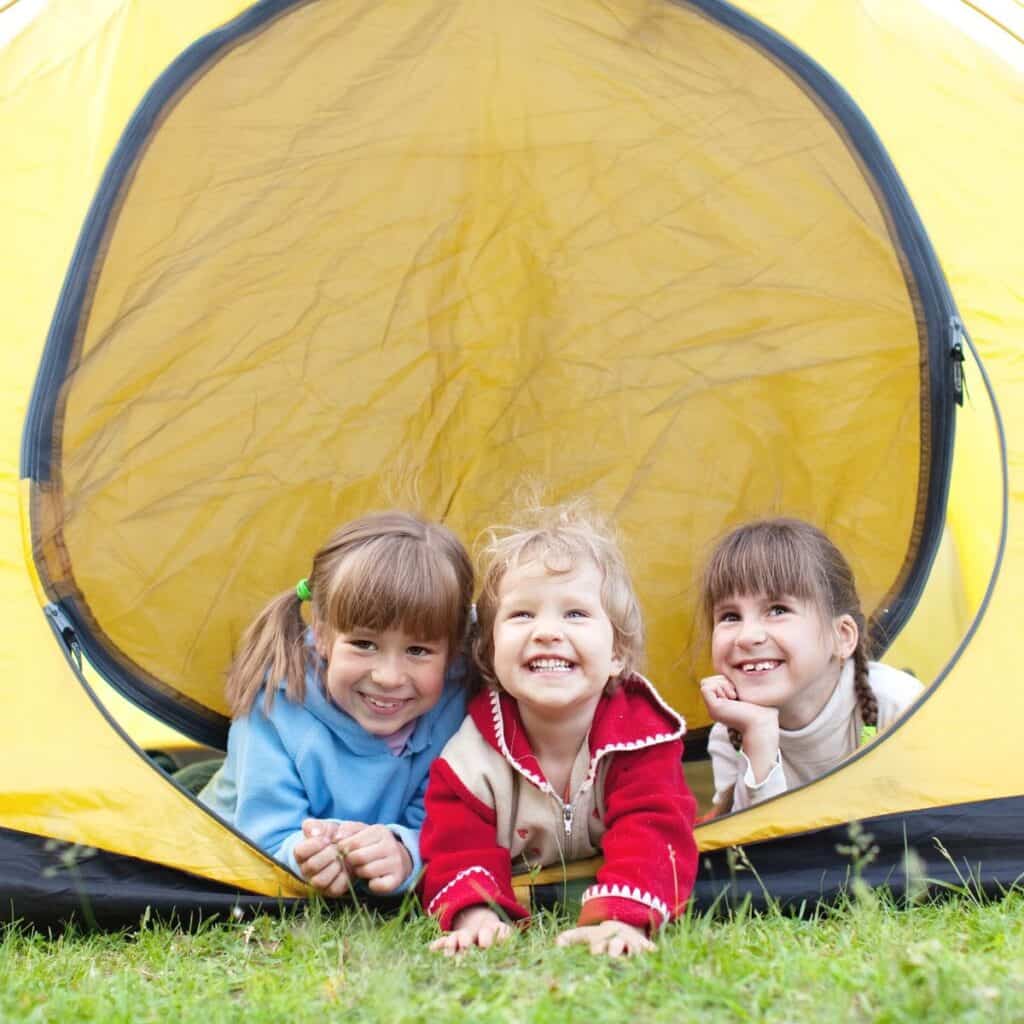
333,820,366,843
700,675,737,702
337,823,392,858
307,859,349,897
477,921,511,949
305,864,346,897
558,922,653,957
292,835,331,866
365,870,402,894
338,834,387,868
429,930,470,956
315,864,352,897
298,840,345,878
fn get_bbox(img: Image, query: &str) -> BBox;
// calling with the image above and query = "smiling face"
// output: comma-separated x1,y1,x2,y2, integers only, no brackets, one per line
316,626,449,736
490,558,624,719
711,592,857,729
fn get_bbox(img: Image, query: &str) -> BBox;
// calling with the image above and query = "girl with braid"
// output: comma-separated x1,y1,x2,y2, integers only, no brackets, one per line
699,518,923,815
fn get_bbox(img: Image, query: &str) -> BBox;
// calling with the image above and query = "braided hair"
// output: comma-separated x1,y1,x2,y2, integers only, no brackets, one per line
700,518,876,751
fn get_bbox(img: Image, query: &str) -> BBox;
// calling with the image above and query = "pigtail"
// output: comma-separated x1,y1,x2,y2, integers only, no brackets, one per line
851,635,877,730
225,589,310,718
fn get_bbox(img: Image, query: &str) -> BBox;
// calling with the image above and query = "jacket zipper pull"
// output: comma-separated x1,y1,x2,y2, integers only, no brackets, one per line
949,316,967,406
562,802,573,837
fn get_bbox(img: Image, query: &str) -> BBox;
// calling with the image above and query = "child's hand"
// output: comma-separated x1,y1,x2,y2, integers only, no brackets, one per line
336,824,414,894
700,675,781,784
700,674,780,735
429,906,512,955
555,920,654,957
294,818,357,897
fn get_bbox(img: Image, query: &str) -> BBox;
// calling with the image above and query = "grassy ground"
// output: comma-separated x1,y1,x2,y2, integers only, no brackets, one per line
2,885,1023,1023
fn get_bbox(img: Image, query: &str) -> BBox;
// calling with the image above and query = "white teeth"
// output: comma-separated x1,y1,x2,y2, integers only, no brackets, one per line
529,658,573,672
742,661,780,673
364,695,404,709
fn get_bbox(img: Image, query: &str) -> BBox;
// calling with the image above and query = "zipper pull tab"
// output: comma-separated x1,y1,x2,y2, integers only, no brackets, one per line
949,316,967,407
562,802,573,837
45,602,82,671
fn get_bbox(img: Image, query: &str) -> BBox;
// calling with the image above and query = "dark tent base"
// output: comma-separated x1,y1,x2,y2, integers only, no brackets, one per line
688,794,1024,911
0,826,305,931
5,795,1022,930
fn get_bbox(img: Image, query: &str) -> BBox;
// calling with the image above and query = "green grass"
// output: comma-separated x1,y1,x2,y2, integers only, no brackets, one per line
2,888,1024,1023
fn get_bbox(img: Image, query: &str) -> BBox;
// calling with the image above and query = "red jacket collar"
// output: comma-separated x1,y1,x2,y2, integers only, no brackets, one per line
466,674,686,795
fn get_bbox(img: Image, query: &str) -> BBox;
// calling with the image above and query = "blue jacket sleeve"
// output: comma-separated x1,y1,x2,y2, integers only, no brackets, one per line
229,708,311,875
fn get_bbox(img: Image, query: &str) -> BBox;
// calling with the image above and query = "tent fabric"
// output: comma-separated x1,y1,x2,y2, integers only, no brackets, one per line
24,0,961,748
1,0,1021,923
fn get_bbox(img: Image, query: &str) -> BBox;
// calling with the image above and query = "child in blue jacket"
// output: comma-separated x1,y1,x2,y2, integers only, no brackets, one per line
201,511,473,897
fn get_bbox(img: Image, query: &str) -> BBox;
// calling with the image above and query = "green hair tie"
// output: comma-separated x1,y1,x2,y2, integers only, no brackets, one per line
859,723,877,747
295,578,312,602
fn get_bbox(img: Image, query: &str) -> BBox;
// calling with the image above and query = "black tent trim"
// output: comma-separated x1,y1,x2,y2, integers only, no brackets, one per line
0,825,298,931
689,792,1024,910
21,0,964,749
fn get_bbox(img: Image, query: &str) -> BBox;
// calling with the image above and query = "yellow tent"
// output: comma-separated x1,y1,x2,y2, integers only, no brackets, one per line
2,0,1020,925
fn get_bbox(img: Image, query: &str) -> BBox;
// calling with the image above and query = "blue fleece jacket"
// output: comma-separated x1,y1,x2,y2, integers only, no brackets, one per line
200,654,468,889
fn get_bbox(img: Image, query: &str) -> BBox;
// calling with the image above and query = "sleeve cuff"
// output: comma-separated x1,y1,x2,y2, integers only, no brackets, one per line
578,886,671,932
274,830,306,876
388,824,422,894
425,866,529,931
738,750,787,804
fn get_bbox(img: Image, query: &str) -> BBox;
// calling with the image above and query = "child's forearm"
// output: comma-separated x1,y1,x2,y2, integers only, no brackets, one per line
740,720,780,785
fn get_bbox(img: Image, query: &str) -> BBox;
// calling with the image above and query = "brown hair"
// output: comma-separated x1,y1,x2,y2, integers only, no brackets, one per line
474,499,644,690
701,518,876,749
226,512,474,717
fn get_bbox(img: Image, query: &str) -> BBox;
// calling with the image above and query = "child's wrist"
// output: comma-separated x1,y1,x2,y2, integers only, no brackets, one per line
741,722,780,783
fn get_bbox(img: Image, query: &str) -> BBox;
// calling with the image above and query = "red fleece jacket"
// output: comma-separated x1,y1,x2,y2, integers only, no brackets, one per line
421,676,698,932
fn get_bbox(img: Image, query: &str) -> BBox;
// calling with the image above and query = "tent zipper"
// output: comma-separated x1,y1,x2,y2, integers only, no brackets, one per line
44,602,82,671
949,316,967,406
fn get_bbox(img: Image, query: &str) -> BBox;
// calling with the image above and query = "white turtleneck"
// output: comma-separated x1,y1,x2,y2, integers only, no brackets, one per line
708,660,924,813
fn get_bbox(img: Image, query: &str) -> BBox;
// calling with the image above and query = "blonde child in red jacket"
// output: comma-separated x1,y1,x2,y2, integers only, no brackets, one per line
421,501,697,957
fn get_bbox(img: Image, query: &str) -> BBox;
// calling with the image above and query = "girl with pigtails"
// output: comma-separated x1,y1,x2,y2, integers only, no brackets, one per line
199,512,474,898
699,518,924,816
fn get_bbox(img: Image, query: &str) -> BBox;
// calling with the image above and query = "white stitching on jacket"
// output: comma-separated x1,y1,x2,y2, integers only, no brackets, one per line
488,689,552,794
580,882,671,924
426,865,498,915
487,675,685,798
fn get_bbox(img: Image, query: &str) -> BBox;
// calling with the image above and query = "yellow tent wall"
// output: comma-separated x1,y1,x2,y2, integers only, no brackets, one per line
2,0,306,919
1,0,1021,921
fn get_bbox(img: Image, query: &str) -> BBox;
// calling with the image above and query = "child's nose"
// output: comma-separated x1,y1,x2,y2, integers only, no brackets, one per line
737,618,767,646
531,614,563,642
371,654,405,687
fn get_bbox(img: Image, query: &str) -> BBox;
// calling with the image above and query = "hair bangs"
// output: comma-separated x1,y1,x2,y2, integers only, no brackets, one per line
325,536,463,648
703,523,826,624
